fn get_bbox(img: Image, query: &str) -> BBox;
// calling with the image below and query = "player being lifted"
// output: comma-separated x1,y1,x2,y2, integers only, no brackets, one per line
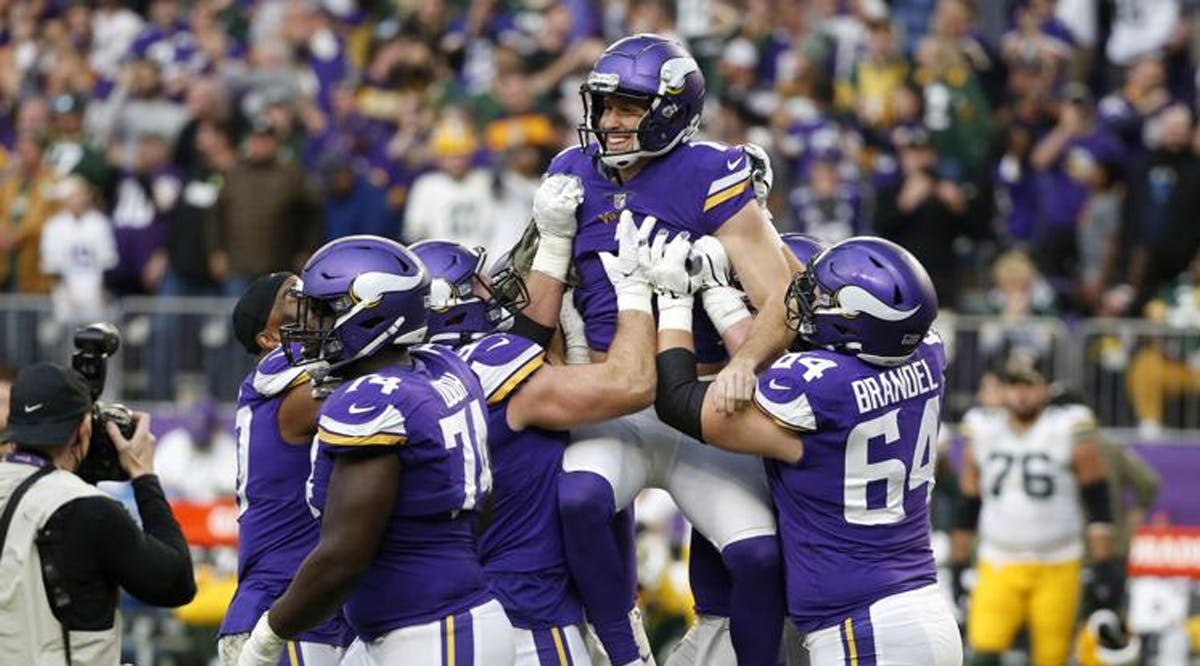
237,237,514,666
649,235,963,665
411,210,655,666
536,33,794,666
952,362,1119,666
219,272,350,665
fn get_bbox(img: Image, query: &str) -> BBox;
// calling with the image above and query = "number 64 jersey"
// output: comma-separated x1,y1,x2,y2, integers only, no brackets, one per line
753,332,948,632
960,403,1095,563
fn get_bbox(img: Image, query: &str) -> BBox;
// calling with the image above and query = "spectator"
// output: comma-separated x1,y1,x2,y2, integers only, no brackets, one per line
39,175,117,325
1098,55,1173,157
1076,159,1122,315
1125,252,1200,438
787,148,864,244
88,57,188,155
1123,104,1200,307
320,156,395,241
403,113,507,255
835,17,908,131
923,0,1004,106
172,77,231,174
105,132,179,296
1000,0,1076,99
873,127,968,308
1030,83,1123,289
1105,0,1187,75
153,397,236,502
44,92,110,187
208,118,323,294
913,35,994,181
163,119,237,297
0,132,55,294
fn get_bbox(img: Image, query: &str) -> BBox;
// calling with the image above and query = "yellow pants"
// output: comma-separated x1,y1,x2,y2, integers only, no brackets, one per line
1125,346,1200,423
968,558,1081,666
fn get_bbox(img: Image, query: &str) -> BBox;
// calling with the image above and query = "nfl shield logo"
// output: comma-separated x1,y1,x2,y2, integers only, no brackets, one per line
613,193,627,209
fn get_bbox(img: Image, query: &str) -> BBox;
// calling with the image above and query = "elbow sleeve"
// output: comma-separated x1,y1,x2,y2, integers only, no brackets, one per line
1081,480,1114,526
954,495,982,531
654,348,709,441
508,312,556,347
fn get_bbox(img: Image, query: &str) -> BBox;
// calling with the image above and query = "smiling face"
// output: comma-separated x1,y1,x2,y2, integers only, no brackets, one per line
599,94,650,156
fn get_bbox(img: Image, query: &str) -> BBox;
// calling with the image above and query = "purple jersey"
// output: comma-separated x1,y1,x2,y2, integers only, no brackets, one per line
309,344,494,640
220,347,349,645
453,333,584,630
547,141,757,364
753,332,947,631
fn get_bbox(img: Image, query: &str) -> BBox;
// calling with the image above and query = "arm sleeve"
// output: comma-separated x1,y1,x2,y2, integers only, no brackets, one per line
1120,446,1161,512
88,476,196,606
654,348,710,441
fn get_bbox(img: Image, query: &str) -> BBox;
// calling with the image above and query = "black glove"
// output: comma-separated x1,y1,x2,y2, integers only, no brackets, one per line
1086,559,1126,612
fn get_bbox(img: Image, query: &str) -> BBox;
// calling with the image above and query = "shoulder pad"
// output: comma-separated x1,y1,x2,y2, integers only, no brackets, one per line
753,352,818,432
318,375,409,448
251,346,309,398
458,333,546,405
1050,404,1098,437
546,145,586,174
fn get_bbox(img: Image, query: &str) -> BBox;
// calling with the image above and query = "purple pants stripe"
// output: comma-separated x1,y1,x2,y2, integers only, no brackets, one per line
532,627,573,666
283,641,304,666
838,608,878,666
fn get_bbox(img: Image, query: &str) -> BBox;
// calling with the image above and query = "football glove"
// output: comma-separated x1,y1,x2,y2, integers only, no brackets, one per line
599,210,654,314
237,613,285,666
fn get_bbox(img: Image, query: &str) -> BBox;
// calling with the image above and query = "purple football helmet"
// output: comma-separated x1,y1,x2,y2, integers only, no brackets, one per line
787,237,938,366
578,33,705,169
780,232,825,267
281,235,431,369
410,240,529,344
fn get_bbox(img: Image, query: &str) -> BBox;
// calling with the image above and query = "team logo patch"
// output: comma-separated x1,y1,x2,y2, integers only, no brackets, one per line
613,192,627,209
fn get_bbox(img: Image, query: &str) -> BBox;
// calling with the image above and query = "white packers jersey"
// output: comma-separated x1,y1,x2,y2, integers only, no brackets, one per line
963,404,1098,563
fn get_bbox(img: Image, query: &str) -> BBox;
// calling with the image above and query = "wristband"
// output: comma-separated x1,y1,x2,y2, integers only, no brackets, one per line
530,233,573,282
701,286,751,335
657,294,694,332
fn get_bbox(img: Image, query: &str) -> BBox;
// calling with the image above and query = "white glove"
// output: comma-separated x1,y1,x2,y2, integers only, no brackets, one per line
531,174,584,280
742,143,773,206
599,210,654,314
237,614,285,666
702,285,752,335
688,235,734,291
643,230,695,331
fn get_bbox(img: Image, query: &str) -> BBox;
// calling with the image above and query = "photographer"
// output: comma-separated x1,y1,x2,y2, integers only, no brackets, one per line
0,363,196,665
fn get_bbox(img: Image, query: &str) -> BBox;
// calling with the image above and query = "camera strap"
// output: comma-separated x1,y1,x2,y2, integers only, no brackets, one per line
0,466,68,665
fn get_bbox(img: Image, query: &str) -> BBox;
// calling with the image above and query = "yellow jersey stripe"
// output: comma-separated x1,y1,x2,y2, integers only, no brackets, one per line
702,180,749,212
488,354,546,405
445,614,456,666
285,371,311,391
843,617,859,665
317,428,407,447
551,626,569,666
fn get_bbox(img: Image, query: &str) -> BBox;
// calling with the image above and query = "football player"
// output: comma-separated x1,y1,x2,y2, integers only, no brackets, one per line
218,272,350,665
952,362,1118,666
411,212,655,666
650,235,963,665
666,233,825,666
236,236,514,666
542,33,793,666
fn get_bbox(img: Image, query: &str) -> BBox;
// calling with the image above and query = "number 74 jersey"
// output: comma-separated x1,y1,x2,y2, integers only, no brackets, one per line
961,403,1096,563
753,331,947,631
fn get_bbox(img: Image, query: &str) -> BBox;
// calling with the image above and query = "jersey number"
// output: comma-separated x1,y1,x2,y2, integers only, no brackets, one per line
438,401,492,510
843,396,940,526
234,406,252,518
986,452,1056,499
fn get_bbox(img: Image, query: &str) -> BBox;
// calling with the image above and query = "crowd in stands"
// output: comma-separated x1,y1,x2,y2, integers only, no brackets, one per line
4,0,1200,418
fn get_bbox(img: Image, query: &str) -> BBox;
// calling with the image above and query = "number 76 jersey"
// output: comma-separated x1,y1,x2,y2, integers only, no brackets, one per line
753,332,947,632
961,403,1095,563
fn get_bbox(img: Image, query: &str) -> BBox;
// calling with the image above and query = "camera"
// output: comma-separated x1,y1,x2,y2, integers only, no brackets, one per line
71,323,137,484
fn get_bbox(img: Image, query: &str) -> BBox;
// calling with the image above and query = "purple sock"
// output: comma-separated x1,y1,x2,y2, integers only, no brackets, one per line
722,535,785,666
558,471,640,664
688,529,732,617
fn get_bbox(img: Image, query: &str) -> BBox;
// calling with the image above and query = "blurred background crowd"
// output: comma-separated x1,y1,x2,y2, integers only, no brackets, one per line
3,0,1200,663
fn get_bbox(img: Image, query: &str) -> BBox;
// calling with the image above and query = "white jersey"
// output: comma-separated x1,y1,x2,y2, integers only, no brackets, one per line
1106,0,1179,64
405,168,518,259
39,209,118,323
963,404,1097,563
